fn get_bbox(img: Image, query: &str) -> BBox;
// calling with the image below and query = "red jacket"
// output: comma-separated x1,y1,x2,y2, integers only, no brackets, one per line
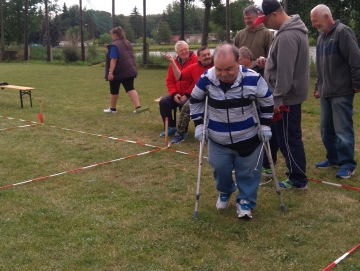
165,52,198,98
180,61,214,97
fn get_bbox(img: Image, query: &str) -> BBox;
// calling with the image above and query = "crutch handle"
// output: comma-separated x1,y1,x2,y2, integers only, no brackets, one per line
248,94,256,102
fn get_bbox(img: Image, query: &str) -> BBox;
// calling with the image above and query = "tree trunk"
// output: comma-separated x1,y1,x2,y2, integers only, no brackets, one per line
201,2,211,46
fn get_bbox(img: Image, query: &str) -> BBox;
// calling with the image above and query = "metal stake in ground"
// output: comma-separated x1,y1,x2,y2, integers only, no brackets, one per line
249,95,286,212
164,117,169,148
193,94,209,219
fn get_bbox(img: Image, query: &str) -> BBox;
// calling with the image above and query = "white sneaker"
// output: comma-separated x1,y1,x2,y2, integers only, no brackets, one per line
104,108,117,113
216,192,231,210
236,199,252,219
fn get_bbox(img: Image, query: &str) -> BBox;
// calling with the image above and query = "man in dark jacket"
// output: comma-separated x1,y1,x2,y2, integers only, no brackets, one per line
256,0,309,189
311,4,360,178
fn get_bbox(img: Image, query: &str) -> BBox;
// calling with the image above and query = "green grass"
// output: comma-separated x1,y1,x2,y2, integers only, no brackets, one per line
0,62,359,271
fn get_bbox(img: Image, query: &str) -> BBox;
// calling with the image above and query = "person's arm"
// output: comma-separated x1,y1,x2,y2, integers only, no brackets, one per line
107,46,118,81
164,54,181,79
272,36,298,106
264,30,274,58
339,27,360,90
165,63,179,98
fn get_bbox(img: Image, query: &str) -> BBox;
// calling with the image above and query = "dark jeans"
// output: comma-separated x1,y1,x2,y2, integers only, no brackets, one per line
274,104,308,187
159,95,188,128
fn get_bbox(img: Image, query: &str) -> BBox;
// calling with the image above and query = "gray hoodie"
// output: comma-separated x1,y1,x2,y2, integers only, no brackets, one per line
264,15,309,106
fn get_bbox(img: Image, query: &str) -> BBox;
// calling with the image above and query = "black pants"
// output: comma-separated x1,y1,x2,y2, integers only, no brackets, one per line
274,104,308,187
159,95,188,128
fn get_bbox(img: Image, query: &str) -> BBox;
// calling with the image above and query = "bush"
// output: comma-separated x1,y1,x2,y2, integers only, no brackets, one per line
310,55,317,76
62,46,80,62
308,37,317,46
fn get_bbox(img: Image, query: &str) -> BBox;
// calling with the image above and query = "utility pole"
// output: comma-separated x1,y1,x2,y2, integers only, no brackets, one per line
112,0,115,28
24,0,29,60
142,0,147,66
45,0,51,61
226,0,230,43
180,0,184,40
0,0,5,55
283,0,288,13
79,0,85,61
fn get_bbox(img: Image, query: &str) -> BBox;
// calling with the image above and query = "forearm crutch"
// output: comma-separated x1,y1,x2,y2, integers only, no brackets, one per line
249,95,286,212
193,94,209,219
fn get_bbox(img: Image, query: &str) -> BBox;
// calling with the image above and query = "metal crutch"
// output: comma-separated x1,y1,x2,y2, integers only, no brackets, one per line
193,93,209,219
249,95,286,212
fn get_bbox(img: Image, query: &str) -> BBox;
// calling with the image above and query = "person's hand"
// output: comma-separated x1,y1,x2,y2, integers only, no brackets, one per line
258,125,272,142
174,94,181,104
313,89,320,98
163,54,174,63
256,56,267,68
108,73,114,81
195,124,206,141
179,95,187,103
273,106,280,114
353,87,360,93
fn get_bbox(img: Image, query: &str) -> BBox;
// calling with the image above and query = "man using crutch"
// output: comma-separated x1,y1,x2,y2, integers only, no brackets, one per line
190,44,274,219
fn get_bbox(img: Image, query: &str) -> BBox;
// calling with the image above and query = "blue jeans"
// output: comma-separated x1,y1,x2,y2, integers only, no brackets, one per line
320,95,357,171
207,139,263,209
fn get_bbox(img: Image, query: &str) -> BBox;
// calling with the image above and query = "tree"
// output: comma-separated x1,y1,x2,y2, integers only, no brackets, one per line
157,21,172,44
200,0,221,45
2,0,43,45
129,6,143,39
287,0,360,44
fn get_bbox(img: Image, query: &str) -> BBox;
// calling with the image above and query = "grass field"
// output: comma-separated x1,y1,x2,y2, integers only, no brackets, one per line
0,62,359,271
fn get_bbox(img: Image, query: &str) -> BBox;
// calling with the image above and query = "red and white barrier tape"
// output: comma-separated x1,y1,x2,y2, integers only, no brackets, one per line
308,178,360,192
322,243,360,271
0,123,38,131
0,149,161,190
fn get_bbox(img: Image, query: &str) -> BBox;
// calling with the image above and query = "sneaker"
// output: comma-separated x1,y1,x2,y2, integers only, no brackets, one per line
160,127,177,138
236,199,252,219
279,179,308,190
171,132,189,144
316,160,339,169
216,192,231,210
336,168,355,179
103,108,117,113
171,135,185,144
133,107,149,114
262,167,272,177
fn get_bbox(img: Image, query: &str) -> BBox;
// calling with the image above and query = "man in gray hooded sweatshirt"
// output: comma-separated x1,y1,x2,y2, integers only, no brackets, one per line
256,0,309,189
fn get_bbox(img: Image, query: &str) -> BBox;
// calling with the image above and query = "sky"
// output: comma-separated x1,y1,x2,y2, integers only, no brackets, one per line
59,0,205,16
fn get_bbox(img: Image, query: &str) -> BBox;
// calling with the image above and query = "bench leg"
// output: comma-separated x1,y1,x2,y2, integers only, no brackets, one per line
19,90,32,108
19,90,23,108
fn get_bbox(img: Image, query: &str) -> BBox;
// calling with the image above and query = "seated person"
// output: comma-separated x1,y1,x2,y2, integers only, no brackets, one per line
159,40,198,137
163,46,214,144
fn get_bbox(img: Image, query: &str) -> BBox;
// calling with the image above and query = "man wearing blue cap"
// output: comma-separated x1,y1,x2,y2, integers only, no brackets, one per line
256,0,310,190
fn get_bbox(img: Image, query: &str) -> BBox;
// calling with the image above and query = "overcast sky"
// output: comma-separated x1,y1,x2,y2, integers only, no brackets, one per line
59,0,205,16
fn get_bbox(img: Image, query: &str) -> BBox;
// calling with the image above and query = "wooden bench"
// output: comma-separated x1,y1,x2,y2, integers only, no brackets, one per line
0,85,34,108
1,50,17,61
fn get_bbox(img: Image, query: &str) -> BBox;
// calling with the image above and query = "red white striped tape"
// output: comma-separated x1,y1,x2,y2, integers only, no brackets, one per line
322,243,360,271
0,115,207,158
0,123,38,131
308,178,360,192
0,149,161,190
